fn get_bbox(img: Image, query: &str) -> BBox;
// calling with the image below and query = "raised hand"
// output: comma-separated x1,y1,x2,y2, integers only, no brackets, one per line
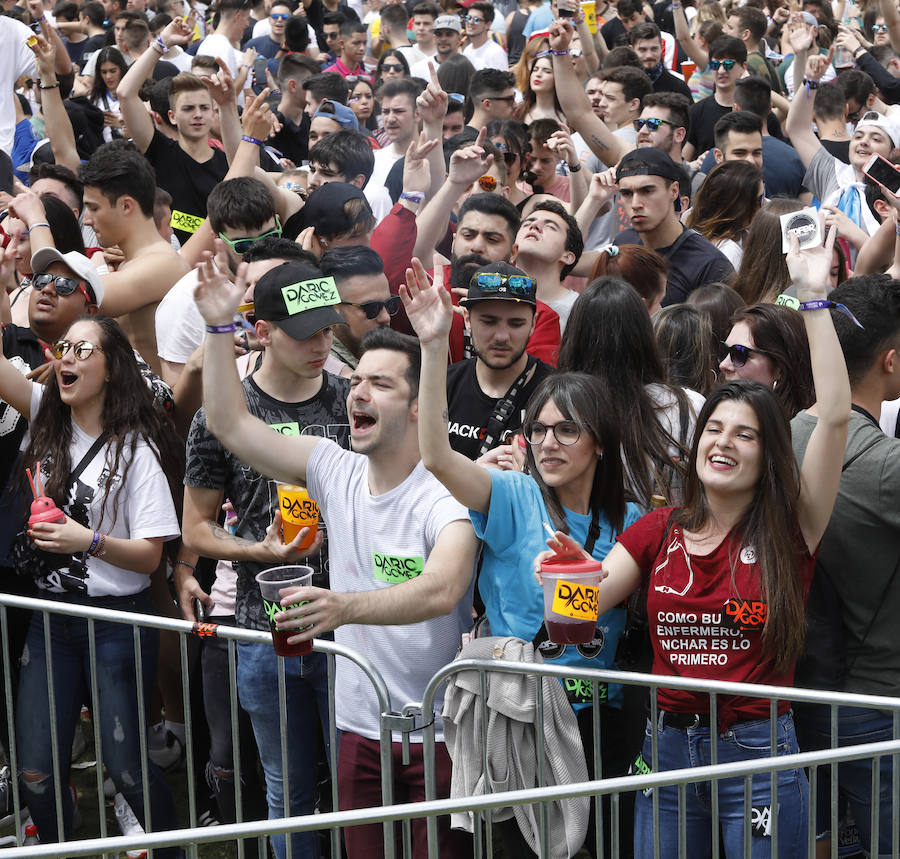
8,190,47,229
548,17,574,51
786,221,836,300
193,251,247,325
547,123,577,167
587,168,618,207
805,46,834,83
241,88,276,140
201,58,236,106
161,15,194,47
448,126,492,187
27,29,56,80
416,62,449,126
400,255,453,345
402,131,440,194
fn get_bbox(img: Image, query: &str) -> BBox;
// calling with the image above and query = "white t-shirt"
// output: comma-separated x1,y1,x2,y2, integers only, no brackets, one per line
394,44,428,70
28,386,180,597
1,18,38,156
543,289,578,334
365,182,393,223
155,269,204,365
305,440,474,742
369,144,403,192
196,33,242,77
462,38,509,71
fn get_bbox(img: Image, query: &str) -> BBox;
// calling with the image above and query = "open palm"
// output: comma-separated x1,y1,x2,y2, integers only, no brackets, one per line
193,253,247,325
401,256,453,345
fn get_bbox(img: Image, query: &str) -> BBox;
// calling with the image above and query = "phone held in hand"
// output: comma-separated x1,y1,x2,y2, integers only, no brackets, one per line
862,153,900,198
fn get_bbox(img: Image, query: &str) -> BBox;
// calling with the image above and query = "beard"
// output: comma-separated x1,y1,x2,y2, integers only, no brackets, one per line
449,253,490,289
472,340,528,371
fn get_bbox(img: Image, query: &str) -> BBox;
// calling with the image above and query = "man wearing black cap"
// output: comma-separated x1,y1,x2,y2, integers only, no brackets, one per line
447,262,553,460
183,259,351,859
611,148,733,304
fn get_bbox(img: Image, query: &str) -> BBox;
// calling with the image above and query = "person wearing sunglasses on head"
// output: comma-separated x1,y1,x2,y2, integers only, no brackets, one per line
461,1,509,71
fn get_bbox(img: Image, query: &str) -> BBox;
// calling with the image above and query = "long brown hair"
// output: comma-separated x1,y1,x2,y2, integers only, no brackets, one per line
687,161,762,244
677,381,805,672
589,244,668,309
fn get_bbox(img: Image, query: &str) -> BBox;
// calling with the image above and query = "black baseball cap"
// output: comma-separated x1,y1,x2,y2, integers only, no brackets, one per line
460,261,537,307
289,182,374,238
615,147,683,183
253,261,345,341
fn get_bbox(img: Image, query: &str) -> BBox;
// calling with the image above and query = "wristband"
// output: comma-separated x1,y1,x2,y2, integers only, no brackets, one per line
175,559,196,571
241,63,252,70
241,134,264,146
798,299,864,328
853,46,865,57
567,161,582,173
895,219,900,237
803,77,819,95
153,36,169,54
94,533,106,557
205,322,237,334
87,530,100,556
37,81,59,90
552,49,570,55
26,222,51,233
400,191,426,204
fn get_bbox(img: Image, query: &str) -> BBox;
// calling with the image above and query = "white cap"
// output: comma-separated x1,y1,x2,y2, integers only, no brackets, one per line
30,248,104,306
856,110,900,149
433,14,462,33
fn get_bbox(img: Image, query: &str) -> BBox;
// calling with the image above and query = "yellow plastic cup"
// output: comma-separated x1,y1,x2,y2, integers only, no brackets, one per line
581,0,597,33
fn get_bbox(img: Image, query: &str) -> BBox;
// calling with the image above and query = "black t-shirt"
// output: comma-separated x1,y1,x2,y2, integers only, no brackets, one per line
269,110,311,165
653,68,693,100
615,226,734,305
600,16,629,47
687,95,782,153
821,137,851,164
143,129,229,245
446,357,553,460
184,372,351,631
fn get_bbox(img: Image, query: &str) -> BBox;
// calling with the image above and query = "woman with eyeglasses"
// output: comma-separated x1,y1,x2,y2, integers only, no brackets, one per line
0,311,184,851
686,160,764,269
719,302,814,419
403,257,643,858
540,229,850,858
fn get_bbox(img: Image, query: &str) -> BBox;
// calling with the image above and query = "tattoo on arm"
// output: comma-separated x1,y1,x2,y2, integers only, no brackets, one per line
207,521,257,548
441,409,449,424
590,135,608,151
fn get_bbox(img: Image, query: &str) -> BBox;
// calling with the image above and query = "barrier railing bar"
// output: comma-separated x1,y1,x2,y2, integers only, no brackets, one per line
326,651,340,859
1,605,25,845
42,610,64,845
85,617,110,853
710,690,719,858
276,654,292,859
769,695,778,858
178,630,197,856
4,739,899,858
227,636,246,859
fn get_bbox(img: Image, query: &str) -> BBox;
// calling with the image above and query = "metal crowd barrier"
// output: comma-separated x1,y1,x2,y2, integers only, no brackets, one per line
3,590,900,859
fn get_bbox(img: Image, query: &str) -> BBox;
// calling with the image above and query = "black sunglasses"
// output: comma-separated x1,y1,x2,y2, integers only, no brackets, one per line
634,117,677,132
380,63,405,73
718,341,769,367
339,296,402,320
32,272,94,304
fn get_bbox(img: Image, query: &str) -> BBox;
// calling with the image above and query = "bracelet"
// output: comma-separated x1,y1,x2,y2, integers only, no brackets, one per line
798,299,864,328
175,559,196,571
552,49,570,55
94,533,106,557
567,161,582,173
241,63,252,70
400,191,426,204
153,36,169,54
87,530,100,556
241,134,264,146
853,46,865,57
206,322,237,333
26,222,50,232
37,81,59,90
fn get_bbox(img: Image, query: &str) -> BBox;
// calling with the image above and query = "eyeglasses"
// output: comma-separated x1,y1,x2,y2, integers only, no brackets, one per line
524,420,582,446
32,272,94,304
463,15,484,23
634,116,677,132
718,341,769,367
873,23,888,32
218,216,283,255
339,295,402,319
486,94,516,102
52,339,103,360
270,12,289,19
476,175,497,192
709,58,737,70
491,141,520,165
472,272,535,296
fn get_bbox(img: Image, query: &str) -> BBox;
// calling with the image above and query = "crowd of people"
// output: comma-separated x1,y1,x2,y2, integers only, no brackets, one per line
1,0,900,855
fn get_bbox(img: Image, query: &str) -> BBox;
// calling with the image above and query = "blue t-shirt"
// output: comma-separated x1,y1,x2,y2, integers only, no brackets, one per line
470,469,642,708
522,2,553,37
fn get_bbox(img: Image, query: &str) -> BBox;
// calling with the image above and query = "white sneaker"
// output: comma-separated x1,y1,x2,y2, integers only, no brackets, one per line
113,793,148,859
104,776,116,799
147,727,184,771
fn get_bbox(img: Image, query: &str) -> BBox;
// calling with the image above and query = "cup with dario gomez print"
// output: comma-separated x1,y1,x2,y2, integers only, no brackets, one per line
540,556,604,644
256,565,314,656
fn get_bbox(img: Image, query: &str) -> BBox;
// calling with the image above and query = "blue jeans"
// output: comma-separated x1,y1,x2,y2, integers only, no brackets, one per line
634,711,809,858
236,641,330,859
16,592,179,857
796,703,897,857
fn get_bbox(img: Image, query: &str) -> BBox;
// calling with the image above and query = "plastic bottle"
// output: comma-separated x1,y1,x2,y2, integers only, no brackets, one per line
23,823,39,845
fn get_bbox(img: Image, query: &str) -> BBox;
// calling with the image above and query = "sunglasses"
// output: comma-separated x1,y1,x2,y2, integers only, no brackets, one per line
476,175,497,192
472,272,535,296
52,339,103,360
718,341,768,367
324,30,339,39
32,272,94,304
634,117,677,132
463,15,484,23
491,141,520,164
270,12,289,19
218,216,282,255
339,295,402,319
524,420,582,446
873,23,888,32
486,94,516,102
709,58,737,70
381,63,405,72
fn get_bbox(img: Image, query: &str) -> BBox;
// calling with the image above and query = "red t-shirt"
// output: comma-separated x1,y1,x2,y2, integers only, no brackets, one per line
617,507,816,730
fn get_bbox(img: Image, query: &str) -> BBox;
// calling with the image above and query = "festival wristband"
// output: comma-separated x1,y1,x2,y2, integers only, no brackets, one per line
87,530,100,556
205,322,238,334
37,81,59,90
552,49,570,55
400,191,426,204
153,36,169,54
26,222,50,232
798,299,864,328
567,161,582,172
175,559,196,571
241,134,264,146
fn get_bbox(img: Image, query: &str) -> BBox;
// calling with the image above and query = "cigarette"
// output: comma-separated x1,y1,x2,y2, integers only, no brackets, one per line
542,521,560,543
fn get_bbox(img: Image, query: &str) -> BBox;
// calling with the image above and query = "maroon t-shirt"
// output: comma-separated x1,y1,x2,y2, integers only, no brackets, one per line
617,507,816,730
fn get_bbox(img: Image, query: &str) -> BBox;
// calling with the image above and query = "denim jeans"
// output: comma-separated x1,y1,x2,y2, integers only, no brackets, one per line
16,592,179,857
236,640,330,859
634,711,809,858
795,703,896,857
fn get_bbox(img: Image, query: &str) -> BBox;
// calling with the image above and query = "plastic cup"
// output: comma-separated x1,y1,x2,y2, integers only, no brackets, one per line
276,484,319,550
540,557,603,645
255,565,314,657
581,0,597,32
680,60,696,83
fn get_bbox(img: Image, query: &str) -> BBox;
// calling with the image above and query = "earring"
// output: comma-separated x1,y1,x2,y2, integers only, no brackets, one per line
773,379,778,390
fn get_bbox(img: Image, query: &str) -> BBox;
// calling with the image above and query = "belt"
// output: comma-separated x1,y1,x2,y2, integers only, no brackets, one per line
660,711,711,729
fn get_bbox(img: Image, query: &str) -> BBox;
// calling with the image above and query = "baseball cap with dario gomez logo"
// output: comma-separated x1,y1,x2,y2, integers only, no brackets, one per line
253,261,346,341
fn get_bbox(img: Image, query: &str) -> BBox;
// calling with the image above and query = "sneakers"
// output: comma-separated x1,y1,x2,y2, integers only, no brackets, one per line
147,725,184,771
114,793,148,859
0,766,14,827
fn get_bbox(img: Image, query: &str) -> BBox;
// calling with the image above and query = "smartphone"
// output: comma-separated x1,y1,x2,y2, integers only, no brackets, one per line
863,153,900,198
193,598,207,623
557,0,575,17
253,56,268,88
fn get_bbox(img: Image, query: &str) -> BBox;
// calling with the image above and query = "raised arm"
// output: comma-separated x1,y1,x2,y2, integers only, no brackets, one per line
785,37,829,169
549,125,590,214
671,0,707,68
400,256,493,514
787,225,851,555
415,63,450,205
549,19,629,168
117,36,168,151
192,254,324,484
30,27,79,172
880,0,900,54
